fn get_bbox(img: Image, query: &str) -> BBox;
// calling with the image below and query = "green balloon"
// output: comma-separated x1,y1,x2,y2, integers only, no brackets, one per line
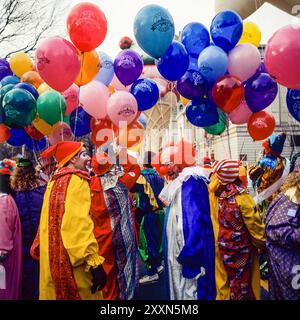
3,88,37,127
37,91,66,126
0,84,15,106
204,108,227,135
63,113,71,126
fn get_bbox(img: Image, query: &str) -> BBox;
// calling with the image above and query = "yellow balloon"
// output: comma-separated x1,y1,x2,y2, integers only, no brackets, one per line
32,115,53,136
180,95,190,106
238,21,261,48
75,50,100,87
9,51,33,77
38,83,53,95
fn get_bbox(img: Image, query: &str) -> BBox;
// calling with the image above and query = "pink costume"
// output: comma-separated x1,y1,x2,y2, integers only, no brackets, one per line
0,194,22,300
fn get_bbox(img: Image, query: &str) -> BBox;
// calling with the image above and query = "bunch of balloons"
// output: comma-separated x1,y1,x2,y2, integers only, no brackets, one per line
132,6,281,140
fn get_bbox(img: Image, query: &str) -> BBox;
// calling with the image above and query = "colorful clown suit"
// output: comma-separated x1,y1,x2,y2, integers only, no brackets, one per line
90,152,140,300
132,168,165,277
158,141,216,300
249,133,290,220
210,160,265,300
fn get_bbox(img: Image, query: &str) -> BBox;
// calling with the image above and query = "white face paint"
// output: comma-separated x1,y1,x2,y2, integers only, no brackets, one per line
73,148,91,172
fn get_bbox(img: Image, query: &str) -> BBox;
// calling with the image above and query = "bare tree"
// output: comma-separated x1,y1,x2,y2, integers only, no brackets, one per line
0,0,71,58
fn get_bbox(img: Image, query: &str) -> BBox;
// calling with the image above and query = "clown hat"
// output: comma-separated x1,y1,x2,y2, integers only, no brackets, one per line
41,141,83,168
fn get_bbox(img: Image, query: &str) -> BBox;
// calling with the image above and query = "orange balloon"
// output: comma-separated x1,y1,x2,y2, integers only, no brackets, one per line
75,50,100,87
0,124,11,143
21,71,44,89
108,84,116,95
117,121,145,148
247,111,275,141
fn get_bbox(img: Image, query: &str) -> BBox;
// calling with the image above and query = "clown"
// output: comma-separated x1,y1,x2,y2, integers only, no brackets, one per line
209,160,265,300
249,132,290,219
90,149,140,300
31,141,106,300
0,159,21,300
158,140,216,300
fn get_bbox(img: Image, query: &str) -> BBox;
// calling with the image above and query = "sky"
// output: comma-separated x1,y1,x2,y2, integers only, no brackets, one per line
69,0,298,58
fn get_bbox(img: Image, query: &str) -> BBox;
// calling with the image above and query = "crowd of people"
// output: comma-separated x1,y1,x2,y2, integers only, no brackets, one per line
0,132,299,300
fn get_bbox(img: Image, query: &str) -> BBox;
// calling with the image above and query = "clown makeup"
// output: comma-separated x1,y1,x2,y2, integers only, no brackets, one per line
72,148,91,172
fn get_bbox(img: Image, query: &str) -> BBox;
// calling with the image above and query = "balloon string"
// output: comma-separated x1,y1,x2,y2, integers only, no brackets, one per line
60,92,64,141
226,121,232,159
73,52,85,141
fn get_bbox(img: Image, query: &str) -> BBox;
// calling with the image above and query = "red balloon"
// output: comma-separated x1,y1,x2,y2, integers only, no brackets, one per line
91,117,118,147
24,124,44,141
119,36,133,50
212,75,244,113
67,3,107,52
0,124,11,143
247,111,275,141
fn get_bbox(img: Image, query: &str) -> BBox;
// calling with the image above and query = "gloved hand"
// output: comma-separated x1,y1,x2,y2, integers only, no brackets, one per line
90,264,107,294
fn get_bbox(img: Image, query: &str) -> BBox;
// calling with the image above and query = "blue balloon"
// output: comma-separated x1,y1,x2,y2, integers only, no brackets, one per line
6,128,30,146
176,69,208,100
188,55,199,70
130,78,159,111
0,105,6,123
210,10,243,52
70,106,91,137
181,22,210,58
157,41,189,81
15,82,39,100
0,84,15,107
95,51,114,86
0,75,20,88
137,113,147,129
186,98,219,127
134,4,175,59
198,45,228,84
26,137,47,152
286,88,300,122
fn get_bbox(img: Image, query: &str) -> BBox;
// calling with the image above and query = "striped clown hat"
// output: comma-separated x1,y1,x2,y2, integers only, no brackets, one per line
212,160,240,185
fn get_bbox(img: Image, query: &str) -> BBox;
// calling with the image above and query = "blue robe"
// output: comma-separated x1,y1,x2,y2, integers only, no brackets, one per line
160,167,216,300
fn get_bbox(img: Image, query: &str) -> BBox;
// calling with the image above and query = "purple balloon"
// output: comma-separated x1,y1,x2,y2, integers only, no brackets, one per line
0,62,13,81
245,72,278,112
114,49,143,86
257,62,267,74
0,59,9,67
176,69,208,100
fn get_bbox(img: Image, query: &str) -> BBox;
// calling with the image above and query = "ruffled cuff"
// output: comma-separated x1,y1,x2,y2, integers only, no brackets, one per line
84,254,105,272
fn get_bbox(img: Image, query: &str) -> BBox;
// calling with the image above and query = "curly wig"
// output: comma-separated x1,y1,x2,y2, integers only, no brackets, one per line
10,166,43,192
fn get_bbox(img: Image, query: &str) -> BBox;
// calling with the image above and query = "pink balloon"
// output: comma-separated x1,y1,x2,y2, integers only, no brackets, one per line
63,84,79,115
79,80,109,119
107,91,138,127
48,122,73,145
265,25,300,90
228,43,261,82
35,37,80,92
110,74,131,91
228,99,253,124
